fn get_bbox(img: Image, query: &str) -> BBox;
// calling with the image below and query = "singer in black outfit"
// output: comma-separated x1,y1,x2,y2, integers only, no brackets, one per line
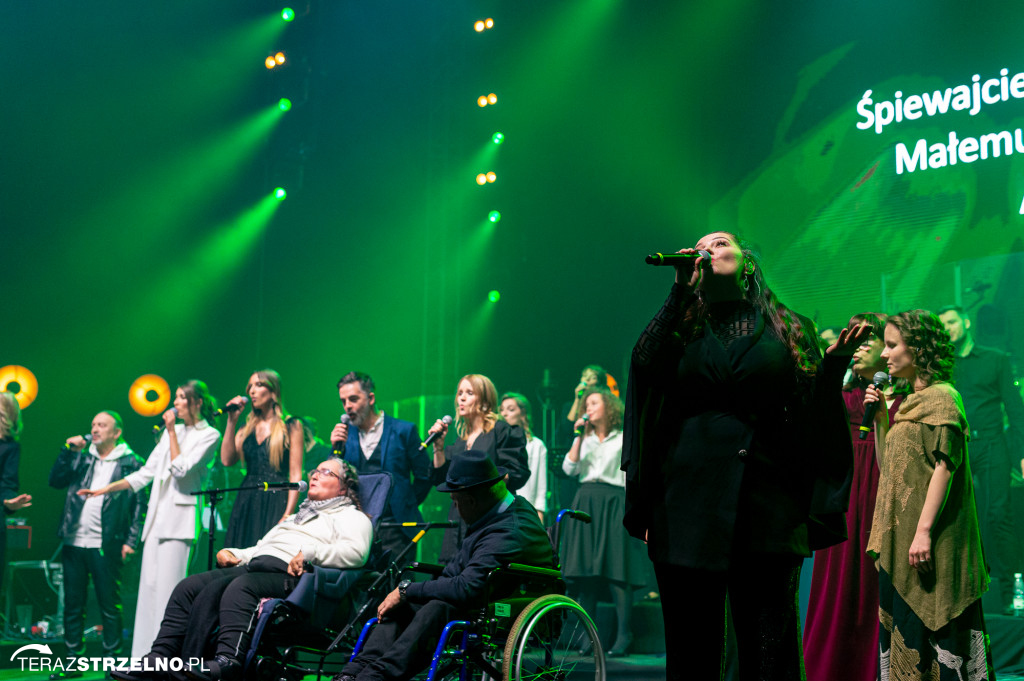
425,374,529,563
220,370,304,550
622,231,868,681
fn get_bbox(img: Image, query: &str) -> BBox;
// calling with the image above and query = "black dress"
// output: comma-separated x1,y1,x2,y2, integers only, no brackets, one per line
430,421,529,563
223,431,289,549
0,439,21,597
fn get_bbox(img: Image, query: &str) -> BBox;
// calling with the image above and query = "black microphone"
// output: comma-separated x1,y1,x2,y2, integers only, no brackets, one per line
333,414,351,456
64,434,93,451
153,407,179,437
574,414,589,437
421,415,453,449
858,372,890,440
212,397,249,418
645,250,711,266
260,480,308,492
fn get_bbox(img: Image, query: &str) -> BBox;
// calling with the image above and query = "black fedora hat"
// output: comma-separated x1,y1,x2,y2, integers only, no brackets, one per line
436,449,507,493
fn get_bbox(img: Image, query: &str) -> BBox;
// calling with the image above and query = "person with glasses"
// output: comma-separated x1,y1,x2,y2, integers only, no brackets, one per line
112,458,372,681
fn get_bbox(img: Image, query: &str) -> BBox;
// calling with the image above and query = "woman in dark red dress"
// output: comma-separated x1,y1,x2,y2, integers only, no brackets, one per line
803,313,905,681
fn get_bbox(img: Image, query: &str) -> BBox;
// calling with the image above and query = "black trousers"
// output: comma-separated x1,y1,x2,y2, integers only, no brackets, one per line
342,600,456,681
61,544,124,656
149,556,296,663
971,433,1015,608
653,554,803,681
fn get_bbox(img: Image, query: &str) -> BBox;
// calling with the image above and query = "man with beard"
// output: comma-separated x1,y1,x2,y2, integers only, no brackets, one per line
331,372,429,559
939,305,1024,614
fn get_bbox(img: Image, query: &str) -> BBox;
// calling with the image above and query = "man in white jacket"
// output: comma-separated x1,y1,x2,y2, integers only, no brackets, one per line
113,457,372,681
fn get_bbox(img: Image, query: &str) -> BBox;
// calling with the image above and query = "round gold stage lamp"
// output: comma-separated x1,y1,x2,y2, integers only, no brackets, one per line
0,365,39,409
129,374,171,417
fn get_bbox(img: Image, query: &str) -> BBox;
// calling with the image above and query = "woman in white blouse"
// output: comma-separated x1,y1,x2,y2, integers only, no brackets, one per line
499,392,548,521
562,387,648,658
79,379,221,657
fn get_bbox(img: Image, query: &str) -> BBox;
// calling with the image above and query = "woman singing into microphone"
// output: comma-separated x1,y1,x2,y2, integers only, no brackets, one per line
623,231,868,680
865,310,994,679
220,369,304,549
426,374,529,561
78,380,221,657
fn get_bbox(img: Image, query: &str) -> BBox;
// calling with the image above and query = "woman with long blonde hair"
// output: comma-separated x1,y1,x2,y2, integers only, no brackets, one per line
426,374,529,562
221,369,304,549
1,391,32,598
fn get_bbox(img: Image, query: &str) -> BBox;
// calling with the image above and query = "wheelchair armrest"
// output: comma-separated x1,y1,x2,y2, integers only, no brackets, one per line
504,563,561,580
405,561,445,577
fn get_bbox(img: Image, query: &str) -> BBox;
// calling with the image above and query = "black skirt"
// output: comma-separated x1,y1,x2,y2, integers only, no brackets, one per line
560,482,648,587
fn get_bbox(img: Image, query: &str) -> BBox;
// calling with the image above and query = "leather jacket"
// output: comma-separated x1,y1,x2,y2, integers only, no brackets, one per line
49,443,147,551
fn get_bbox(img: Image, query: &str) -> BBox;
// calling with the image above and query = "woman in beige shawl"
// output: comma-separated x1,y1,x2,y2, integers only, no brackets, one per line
865,309,994,681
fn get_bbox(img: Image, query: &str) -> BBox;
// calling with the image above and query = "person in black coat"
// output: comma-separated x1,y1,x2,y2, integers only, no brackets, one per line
1,391,32,599
336,449,555,681
621,231,870,681
425,374,529,562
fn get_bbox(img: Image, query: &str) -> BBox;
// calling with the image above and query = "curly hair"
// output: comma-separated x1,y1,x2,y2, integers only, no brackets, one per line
580,387,624,433
679,232,820,383
886,310,955,386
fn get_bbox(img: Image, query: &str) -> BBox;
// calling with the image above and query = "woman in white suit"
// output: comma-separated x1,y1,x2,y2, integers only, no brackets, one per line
80,379,220,657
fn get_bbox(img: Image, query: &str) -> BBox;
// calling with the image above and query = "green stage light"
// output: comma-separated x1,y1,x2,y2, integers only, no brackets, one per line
492,132,504,145
488,210,501,223
278,98,292,111
488,290,501,303
274,187,287,200
281,8,295,22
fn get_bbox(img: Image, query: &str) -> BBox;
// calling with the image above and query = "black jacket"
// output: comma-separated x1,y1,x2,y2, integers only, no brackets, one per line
48,444,147,552
405,495,555,609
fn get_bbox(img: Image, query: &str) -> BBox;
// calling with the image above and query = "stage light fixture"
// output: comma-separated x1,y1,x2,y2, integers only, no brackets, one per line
477,96,489,107
476,173,488,185
281,7,295,22
486,172,496,183
278,98,292,111
488,290,501,303
474,20,486,32
275,52,286,65
487,93,497,105
265,57,277,69
492,132,504,144
488,211,501,223
129,374,171,417
274,187,288,200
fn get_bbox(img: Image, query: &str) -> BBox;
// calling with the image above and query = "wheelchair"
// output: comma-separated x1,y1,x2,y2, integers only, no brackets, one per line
348,510,606,681
247,508,605,681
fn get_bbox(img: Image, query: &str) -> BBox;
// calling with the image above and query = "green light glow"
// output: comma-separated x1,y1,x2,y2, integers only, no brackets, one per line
281,8,295,22
488,290,501,303
278,98,292,111
492,132,504,144
274,187,288,200
488,211,501,223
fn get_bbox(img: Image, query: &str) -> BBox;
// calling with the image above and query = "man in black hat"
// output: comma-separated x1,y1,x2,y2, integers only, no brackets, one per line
335,450,555,681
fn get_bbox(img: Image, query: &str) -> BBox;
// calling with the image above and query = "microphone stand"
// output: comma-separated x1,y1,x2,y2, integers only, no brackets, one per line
190,484,300,571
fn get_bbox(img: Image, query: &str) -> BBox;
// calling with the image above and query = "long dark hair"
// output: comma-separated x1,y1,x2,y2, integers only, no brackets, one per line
679,232,818,381
178,379,218,424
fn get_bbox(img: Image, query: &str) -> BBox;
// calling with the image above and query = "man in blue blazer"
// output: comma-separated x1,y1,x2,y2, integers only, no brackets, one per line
330,372,430,560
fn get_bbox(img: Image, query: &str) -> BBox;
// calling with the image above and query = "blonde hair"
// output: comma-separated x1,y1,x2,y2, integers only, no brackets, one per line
0,392,22,442
455,374,499,439
237,369,290,470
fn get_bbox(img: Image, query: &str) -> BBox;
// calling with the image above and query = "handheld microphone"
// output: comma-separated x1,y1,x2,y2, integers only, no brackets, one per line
65,434,93,451
212,397,249,418
574,414,589,437
858,372,890,440
153,407,179,436
421,415,453,449
645,250,711,266
260,480,308,492
333,414,352,455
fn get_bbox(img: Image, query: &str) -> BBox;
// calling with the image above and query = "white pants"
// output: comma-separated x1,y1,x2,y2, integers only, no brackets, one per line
131,538,192,658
